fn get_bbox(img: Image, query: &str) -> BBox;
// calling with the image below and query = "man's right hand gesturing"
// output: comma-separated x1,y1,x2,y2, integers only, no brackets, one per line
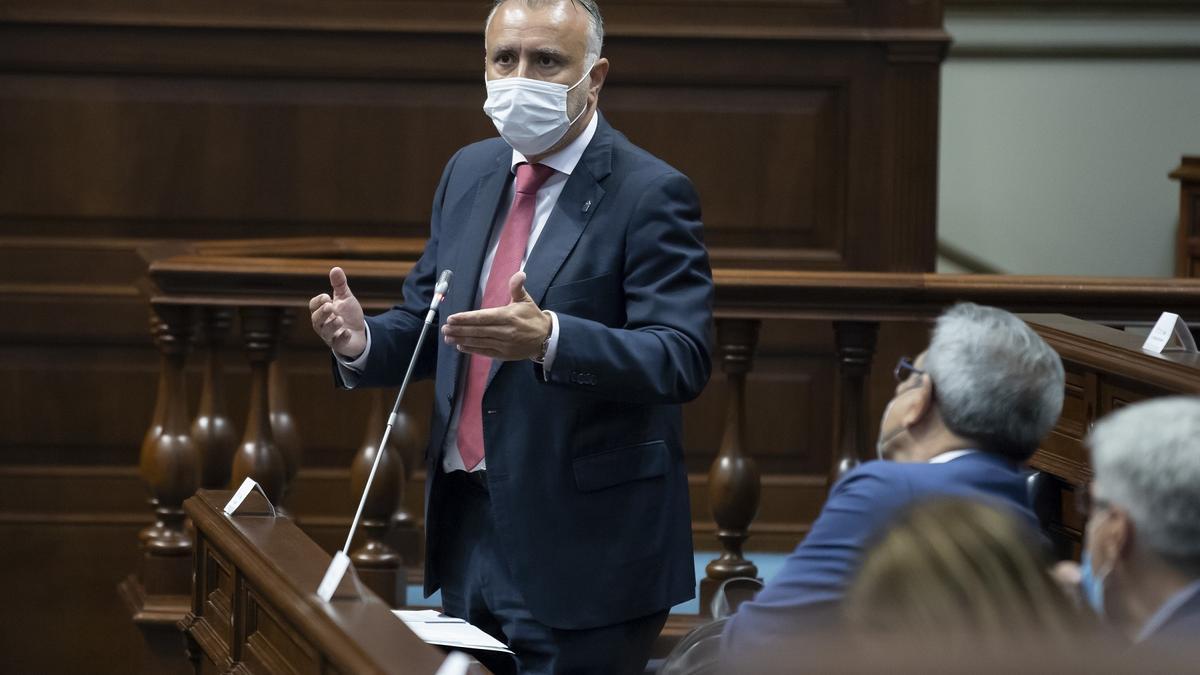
309,267,367,359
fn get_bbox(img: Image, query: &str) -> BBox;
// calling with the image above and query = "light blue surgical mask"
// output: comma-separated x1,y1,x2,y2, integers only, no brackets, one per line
1080,551,1106,616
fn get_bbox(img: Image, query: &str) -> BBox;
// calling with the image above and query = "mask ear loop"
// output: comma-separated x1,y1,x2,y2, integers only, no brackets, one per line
564,59,597,127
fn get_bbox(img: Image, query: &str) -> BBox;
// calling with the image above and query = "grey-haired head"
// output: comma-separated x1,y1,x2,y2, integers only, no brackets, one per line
923,303,1065,461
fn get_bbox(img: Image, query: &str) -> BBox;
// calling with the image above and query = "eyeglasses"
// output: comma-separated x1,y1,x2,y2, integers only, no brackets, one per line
893,356,926,384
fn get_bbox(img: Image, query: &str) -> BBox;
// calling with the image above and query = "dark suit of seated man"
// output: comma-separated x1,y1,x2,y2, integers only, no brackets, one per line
1055,397,1200,652
722,303,1066,657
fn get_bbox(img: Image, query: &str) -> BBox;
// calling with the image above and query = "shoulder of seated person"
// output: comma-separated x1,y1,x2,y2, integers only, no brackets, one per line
837,458,950,485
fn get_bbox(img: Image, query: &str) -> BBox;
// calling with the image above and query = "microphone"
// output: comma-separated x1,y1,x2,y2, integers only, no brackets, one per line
318,269,454,602
425,269,453,323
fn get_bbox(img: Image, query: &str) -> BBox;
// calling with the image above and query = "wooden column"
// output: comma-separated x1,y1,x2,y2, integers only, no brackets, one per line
348,390,412,607
191,307,238,490
119,304,195,675
231,307,288,508
699,318,762,614
831,320,879,482
1172,156,1200,277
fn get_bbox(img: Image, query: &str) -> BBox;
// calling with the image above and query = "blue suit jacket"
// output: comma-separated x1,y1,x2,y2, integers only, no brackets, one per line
723,452,1038,653
346,115,713,629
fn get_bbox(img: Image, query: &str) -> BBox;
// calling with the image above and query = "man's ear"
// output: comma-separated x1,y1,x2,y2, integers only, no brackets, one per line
898,375,935,429
1107,508,1135,562
589,57,609,97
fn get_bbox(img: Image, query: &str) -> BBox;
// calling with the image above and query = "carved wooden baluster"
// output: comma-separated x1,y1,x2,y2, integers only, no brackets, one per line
191,307,238,490
139,303,197,571
700,318,762,614
137,313,171,546
120,304,196,662
231,307,287,508
269,311,302,509
349,390,411,607
389,394,422,563
831,320,880,482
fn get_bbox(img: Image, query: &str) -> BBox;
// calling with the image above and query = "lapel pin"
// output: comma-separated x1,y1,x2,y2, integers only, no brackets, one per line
582,200,592,213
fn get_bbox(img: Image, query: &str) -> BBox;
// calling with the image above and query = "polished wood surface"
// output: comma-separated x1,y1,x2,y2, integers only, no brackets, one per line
0,0,946,271
1173,156,1200,278
1022,314,1200,557
181,489,450,675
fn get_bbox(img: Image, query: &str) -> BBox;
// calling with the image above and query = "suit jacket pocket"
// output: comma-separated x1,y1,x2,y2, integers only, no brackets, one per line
543,272,615,308
573,440,669,493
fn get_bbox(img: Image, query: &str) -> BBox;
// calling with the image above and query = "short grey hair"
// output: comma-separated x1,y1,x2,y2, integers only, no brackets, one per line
923,303,1065,461
486,0,605,65
1089,397,1200,566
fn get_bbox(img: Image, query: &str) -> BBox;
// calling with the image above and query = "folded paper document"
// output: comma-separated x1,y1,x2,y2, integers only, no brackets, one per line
394,610,514,654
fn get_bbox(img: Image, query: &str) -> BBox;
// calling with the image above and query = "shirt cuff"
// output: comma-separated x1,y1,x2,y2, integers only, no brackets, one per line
540,311,560,382
334,324,372,387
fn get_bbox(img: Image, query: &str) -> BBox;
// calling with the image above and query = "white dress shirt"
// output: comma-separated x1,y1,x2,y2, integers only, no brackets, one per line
336,112,600,472
927,449,977,464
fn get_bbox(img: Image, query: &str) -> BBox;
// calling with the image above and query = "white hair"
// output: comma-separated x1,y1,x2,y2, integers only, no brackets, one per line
486,0,604,65
1089,397,1200,565
923,303,1065,461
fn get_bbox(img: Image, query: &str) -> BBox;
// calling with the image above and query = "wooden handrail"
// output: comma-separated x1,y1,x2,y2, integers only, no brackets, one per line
135,237,1200,622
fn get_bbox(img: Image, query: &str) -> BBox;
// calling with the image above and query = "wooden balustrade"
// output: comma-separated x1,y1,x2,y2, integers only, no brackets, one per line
134,239,1200,638
119,304,197,672
348,390,414,607
191,307,237,490
699,319,761,612
232,307,289,508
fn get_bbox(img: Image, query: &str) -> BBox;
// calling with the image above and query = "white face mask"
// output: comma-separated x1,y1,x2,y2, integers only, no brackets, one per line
483,66,592,156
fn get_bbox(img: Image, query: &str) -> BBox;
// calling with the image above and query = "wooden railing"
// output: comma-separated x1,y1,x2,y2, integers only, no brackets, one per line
128,238,1200,638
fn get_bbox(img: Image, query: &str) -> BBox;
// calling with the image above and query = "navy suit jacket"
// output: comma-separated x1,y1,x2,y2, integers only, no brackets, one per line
345,114,713,630
723,452,1038,653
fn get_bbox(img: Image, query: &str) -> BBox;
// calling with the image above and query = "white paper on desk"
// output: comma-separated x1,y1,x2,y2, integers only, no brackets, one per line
394,610,514,653
395,610,465,623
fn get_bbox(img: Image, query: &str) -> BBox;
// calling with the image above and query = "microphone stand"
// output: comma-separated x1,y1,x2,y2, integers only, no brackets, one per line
318,269,453,602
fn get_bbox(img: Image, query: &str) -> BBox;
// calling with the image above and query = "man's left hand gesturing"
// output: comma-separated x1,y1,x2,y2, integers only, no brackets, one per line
442,271,552,361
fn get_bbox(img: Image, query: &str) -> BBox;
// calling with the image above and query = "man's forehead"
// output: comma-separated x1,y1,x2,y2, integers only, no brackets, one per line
487,1,589,50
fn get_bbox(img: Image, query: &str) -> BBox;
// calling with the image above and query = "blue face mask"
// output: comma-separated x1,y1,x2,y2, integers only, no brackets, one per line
1080,551,1106,616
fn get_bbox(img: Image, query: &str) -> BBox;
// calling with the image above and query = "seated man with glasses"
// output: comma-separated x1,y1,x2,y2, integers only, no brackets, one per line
1059,397,1200,649
722,302,1066,656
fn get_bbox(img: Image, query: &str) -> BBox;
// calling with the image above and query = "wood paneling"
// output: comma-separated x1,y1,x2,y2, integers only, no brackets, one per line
1024,314,1200,557
0,1,946,670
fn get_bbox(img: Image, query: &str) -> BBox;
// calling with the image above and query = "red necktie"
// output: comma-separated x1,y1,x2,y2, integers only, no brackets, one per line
456,162,556,470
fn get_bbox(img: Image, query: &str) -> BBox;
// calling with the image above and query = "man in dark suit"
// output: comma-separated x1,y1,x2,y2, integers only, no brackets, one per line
1060,397,1200,650
722,303,1065,656
309,1,712,672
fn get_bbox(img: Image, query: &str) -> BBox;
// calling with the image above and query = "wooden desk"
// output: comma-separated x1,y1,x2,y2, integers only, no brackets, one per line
1023,314,1200,555
181,490,452,675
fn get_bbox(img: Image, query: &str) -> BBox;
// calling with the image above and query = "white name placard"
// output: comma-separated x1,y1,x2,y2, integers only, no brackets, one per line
223,477,259,516
1143,312,1198,354
317,550,352,602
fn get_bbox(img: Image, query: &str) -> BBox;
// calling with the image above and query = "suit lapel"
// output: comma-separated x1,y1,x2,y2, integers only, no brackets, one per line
444,149,511,398
485,117,614,386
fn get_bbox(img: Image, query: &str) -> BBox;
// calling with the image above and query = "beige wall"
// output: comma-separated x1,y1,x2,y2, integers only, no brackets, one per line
938,8,1200,277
